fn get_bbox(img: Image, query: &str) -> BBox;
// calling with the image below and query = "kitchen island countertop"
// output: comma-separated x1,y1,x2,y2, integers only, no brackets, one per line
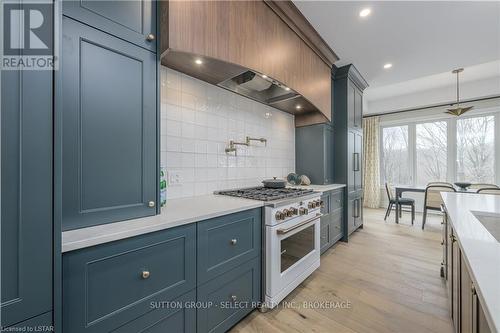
442,192,500,332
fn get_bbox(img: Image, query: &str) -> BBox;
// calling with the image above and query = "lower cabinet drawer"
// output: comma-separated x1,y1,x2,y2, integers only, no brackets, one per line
63,224,196,333
197,257,261,333
111,290,196,333
330,190,344,211
7,311,52,331
330,209,343,241
197,208,261,284
320,219,331,254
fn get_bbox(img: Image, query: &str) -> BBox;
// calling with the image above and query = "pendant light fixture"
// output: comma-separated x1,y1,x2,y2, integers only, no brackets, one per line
445,68,473,116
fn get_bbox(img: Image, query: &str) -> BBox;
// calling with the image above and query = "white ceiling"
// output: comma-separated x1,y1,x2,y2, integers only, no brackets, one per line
294,1,500,88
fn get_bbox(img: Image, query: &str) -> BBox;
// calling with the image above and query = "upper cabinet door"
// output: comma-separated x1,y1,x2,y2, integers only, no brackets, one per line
354,132,363,191
61,17,157,231
63,0,156,52
354,88,363,129
347,82,355,128
1,67,53,326
347,131,355,194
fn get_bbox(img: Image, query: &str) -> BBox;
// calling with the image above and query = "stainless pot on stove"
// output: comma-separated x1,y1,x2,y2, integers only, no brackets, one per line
262,177,287,189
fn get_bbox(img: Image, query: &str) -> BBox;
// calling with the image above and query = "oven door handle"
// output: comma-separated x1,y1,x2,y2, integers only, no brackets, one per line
276,213,322,235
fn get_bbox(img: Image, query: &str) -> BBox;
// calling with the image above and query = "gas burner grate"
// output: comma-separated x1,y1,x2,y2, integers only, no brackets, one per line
216,187,315,201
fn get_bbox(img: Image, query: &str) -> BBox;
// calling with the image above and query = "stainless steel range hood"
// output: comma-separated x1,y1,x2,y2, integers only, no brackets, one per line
218,70,299,105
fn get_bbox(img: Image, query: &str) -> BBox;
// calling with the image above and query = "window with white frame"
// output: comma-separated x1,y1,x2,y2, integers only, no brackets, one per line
382,126,409,185
415,121,447,186
456,116,495,183
380,110,499,186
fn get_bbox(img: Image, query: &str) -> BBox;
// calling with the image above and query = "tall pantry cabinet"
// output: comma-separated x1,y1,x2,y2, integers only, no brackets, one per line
333,64,368,237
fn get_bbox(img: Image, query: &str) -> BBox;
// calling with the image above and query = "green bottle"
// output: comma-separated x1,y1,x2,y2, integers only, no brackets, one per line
160,167,167,207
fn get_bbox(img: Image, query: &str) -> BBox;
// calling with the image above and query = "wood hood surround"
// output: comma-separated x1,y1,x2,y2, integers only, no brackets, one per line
160,0,338,126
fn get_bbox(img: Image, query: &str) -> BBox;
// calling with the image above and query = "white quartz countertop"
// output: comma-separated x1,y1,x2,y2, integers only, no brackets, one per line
289,183,346,192
441,192,500,332
62,194,264,252
62,184,345,253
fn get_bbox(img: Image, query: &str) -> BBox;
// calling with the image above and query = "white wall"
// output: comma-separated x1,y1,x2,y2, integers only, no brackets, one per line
366,76,500,115
161,67,296,199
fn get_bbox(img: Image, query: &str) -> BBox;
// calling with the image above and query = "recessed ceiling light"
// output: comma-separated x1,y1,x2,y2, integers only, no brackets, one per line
264,112,272,119
194,59,203,65
284,87,291,91
383,63,393,69
262,74,268,79
296,105,302,110
359,8,371,17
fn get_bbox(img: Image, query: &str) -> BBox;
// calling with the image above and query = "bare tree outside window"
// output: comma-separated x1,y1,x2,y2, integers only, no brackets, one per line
457,116,495,183
382,126,409,185
416,121,447,185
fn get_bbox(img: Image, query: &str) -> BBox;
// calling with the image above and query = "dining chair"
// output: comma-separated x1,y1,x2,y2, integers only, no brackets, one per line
384,183,415,224
477,188,500,195
427,181,454,187
422,185,456,230
470,183,499,191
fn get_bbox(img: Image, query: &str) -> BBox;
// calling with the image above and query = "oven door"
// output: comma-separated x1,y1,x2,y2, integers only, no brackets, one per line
266,213,321,301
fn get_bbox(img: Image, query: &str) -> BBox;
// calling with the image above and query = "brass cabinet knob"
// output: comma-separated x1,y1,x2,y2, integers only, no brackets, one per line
146,33,155,41
441,240,444,245
148,201,155,208
230,295,237,302
141,270,150,279
230,239,237,245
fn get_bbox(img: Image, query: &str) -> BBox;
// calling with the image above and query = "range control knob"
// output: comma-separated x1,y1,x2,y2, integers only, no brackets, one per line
283,209,290,217
286,208,294,217
275,211,285,220
315,200,321,208
299,207,309,215
290,207,298,216
307,201,314,209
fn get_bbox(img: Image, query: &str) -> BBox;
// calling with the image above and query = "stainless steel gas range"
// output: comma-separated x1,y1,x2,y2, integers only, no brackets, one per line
216,187,323,309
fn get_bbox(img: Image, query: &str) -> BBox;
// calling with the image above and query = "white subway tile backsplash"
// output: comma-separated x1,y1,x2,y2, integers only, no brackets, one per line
161,67,295,199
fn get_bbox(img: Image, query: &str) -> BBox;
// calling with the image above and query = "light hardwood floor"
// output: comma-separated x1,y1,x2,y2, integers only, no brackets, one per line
231,208,453,333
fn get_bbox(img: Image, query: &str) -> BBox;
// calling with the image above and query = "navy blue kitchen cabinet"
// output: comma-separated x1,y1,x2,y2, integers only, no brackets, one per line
333,64,367,239
63,0,157,52
320,189,344,254
111,290,196,333
63,209,262,333
63,224,196,332
4,312,53,332
295,123,334,185
197,208,261,284
1,40,53,328
61,16,158,230
197,257,261,333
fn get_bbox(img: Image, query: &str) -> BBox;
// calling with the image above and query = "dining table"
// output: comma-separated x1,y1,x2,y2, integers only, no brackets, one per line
393,185,478,224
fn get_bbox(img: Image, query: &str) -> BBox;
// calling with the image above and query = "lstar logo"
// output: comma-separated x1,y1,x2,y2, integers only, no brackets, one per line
2,1,55,70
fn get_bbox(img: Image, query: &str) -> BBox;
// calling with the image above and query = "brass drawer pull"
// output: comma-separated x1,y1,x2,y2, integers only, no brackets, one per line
141,270,150,279
146,33,155,41
230,239,237,245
